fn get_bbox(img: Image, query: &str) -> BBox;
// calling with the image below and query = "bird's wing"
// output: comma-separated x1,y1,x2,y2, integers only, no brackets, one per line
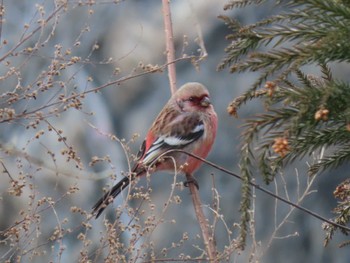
142,114,204,165
136,113,205,168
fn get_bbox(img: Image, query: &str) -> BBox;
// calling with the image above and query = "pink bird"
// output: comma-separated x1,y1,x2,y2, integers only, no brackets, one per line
92,82,217,218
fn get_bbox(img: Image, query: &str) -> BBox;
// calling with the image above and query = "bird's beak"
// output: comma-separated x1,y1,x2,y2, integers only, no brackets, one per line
200,96,211,107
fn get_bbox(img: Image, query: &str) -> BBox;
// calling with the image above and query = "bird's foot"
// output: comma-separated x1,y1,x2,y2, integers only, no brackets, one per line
184,177,199,190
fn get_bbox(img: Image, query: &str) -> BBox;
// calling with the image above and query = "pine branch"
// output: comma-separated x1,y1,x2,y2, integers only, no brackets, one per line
308,147,350,176
223,0,266,10
220,0,350,248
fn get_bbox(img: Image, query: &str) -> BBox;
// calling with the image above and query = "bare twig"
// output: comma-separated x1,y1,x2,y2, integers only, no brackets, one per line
0,57,196,124
187,0,207,60
186,173,217,261
0,0,4,44
162,0,177,94
0,159,14,181
0,4,65,63
165,149,350,233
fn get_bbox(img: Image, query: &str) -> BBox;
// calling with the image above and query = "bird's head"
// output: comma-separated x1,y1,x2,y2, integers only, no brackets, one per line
175,82,213,112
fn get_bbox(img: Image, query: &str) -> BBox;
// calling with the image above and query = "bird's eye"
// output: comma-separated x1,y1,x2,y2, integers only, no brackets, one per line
188,97,195,102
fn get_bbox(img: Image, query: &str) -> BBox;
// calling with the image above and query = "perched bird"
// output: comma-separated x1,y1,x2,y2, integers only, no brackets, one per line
92,82,217,218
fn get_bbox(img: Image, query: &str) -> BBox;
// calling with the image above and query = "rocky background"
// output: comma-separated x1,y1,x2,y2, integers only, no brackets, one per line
0,0,349,262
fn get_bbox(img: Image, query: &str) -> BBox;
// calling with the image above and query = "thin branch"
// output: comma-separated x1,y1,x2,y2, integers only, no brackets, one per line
0,4,65,63
186,173,217,261
187,0,208,60
166,149,350,233
0,56,195,124
162,0,177,94
0,0,4,44
0,159,15,181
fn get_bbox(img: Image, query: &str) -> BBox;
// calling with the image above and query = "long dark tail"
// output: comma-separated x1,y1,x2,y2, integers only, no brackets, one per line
92,176,130,218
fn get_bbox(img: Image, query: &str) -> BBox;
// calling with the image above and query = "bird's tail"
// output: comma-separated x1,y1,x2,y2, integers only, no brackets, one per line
92,176,130,218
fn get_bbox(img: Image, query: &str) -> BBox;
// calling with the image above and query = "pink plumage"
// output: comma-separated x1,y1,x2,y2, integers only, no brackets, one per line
92,82,217,218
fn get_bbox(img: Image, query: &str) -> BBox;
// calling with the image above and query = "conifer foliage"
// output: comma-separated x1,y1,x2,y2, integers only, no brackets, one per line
219,0,350,248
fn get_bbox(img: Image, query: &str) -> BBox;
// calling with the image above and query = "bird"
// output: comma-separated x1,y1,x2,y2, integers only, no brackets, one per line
92,82,217,218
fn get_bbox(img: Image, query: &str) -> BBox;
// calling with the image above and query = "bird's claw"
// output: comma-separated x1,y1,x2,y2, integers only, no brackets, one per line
184,177,199,190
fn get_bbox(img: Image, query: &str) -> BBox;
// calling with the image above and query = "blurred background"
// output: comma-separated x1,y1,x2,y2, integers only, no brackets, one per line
0,0,349,262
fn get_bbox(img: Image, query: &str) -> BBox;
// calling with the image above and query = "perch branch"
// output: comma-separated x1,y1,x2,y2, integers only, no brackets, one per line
186,173,217,261
167,149,350,233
